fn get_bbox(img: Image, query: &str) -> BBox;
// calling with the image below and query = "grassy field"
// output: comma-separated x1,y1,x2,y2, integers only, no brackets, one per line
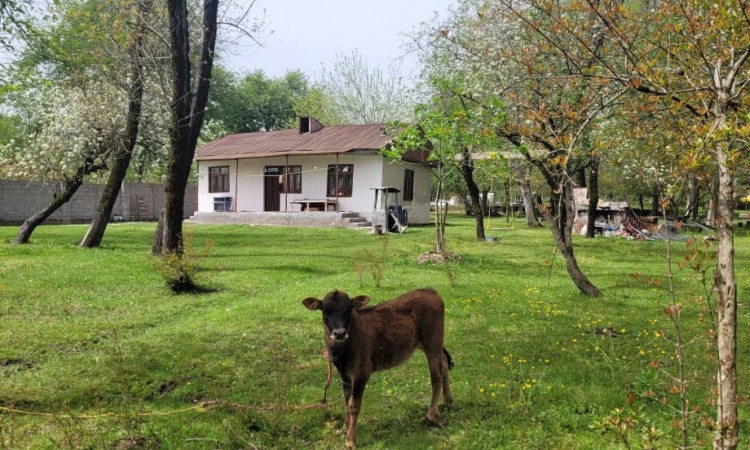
0,215,748,449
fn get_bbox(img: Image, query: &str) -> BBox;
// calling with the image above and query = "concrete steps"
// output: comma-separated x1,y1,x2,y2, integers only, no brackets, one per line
341,212,372,229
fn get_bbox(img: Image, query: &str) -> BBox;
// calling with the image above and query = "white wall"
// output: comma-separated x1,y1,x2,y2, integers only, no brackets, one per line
197,159,239,212
379,160,431,224
197,155,431,223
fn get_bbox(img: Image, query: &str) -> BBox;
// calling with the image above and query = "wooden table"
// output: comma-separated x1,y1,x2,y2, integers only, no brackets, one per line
291,199,338,212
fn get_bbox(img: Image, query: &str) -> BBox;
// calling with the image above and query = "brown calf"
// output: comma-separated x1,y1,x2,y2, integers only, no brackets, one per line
302,288,453,448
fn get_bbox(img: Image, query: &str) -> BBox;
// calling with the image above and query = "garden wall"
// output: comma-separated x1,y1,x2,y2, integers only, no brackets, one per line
0,179,197,225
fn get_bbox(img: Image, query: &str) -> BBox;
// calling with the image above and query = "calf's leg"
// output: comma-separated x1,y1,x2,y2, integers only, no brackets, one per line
425,350,444,421
342,380,353,429
345,375,369,448
441,353,453,408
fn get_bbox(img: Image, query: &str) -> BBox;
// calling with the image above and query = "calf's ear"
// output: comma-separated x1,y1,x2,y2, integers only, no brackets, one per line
352,295,371,309
302,297,322,311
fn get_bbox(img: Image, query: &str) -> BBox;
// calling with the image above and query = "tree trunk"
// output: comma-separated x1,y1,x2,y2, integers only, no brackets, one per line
504,175,512,223
14,179,85,244
152,209,165,255
459,148,485,241
574,166,586,188
683,172,700,221
691,186,701,221
650,191,660,216
707,171,719,226
513,137,600,296
14,155,106,244
510,157,539,227
586,157,600,238
80,15,146,248
434,173,447,255
481,188,489,216
542,186,601,297
157,0,218,255
712,119,738,450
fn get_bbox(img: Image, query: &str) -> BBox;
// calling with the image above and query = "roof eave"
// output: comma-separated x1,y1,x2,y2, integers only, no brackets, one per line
195,148,382,161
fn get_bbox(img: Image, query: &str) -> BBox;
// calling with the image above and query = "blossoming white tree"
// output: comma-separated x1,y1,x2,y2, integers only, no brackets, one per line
0,79,127,244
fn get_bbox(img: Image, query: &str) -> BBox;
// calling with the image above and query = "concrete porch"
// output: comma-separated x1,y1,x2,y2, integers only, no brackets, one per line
187,211,371,229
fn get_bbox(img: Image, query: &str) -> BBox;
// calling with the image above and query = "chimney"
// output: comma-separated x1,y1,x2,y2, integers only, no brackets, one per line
299,116,324,134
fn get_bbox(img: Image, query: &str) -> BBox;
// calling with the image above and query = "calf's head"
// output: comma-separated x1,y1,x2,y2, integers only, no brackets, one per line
302,290,371,343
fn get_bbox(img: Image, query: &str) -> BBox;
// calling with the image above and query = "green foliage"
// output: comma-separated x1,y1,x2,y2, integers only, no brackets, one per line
0,217,748,448
205,67,309,133
591,406,666,449
17,0,148,82
354,235,389,288
0,113,20,147
293,86,346,126
0,0,174,184
152,234,214,293
386,76,507,251
0,1,31,50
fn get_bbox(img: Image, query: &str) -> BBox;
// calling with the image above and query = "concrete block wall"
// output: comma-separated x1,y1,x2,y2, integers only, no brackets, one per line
0,179,197,225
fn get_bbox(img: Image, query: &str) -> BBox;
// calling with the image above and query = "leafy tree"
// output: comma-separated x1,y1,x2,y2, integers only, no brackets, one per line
0,0,31,50
153,0,218,264
80,0,151,248
0,113,20,146
508,156,540,227
17,0,139,81
206,68,309,133
420,1,628,296
494,0,750,445
388,84,503,254
296,51,415,125
293,86,346,126
4,0,173,246
0,79,126,243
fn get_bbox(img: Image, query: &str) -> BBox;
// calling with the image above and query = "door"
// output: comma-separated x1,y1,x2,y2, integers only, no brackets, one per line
264,166,283,211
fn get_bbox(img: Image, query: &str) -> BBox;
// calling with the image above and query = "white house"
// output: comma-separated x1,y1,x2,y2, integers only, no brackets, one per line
191,117,432,228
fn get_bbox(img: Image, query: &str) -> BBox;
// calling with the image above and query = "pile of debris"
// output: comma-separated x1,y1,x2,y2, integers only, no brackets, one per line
620,208,657,239
572,189,715,241
617,208,712,241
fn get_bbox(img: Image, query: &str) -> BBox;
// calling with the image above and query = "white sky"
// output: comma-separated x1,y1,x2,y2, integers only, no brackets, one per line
0,1,456,82
218,0,456,81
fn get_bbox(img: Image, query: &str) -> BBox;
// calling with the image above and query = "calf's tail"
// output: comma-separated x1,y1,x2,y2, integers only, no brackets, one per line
443,348,455,370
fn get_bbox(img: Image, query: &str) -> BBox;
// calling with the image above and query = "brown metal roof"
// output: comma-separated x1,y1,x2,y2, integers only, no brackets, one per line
196,123,393,161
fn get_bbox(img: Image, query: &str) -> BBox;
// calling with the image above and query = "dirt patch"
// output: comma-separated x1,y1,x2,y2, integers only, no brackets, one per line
0,358,35,375
0,358,33,368
592,327,620,338
415,251,461,264
110,436,159,450
159,381,177,395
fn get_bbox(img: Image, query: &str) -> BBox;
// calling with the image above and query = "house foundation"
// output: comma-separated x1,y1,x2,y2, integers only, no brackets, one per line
187,211,371,229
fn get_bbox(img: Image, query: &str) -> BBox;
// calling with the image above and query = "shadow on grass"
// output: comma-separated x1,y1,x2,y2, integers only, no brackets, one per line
170,282,218,295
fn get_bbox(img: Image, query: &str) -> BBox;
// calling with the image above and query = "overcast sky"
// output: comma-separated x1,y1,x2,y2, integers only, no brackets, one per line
217,0,456,81
0,1,456,82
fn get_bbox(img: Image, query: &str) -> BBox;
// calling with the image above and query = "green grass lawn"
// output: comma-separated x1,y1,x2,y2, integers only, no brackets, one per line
0,216,748,449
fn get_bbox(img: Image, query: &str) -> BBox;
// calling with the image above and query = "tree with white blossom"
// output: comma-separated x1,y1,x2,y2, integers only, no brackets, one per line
0,79,128,244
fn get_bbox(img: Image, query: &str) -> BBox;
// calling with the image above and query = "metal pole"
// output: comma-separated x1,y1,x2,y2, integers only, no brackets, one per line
234,159,239,211
285,155,289,211
335,154,339,201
